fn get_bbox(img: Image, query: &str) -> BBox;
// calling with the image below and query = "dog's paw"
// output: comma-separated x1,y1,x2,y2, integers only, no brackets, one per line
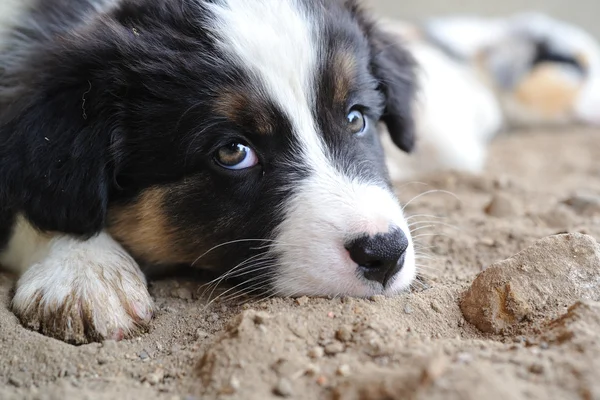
11,232,154,344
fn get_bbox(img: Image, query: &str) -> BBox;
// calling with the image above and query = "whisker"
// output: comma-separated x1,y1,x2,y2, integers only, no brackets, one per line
402,189,460,211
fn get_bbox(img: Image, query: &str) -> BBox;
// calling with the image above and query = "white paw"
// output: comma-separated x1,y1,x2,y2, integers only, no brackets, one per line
11,232,154,344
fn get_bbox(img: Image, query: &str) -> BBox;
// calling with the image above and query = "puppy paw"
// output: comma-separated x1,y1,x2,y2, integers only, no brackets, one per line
11,232,154,344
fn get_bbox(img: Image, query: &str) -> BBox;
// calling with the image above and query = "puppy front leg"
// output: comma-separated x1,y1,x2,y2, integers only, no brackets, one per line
9,224,153,344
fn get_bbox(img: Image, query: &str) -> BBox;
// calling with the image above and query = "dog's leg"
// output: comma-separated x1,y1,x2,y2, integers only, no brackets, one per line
5,217,153,344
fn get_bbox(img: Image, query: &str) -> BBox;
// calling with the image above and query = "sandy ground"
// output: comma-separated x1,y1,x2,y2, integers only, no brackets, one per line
1,127,600,400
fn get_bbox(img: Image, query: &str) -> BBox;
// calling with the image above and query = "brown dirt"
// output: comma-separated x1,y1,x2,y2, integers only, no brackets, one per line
1,127,600,400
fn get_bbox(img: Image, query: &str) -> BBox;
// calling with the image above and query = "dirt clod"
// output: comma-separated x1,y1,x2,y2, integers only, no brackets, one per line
461,233,600,334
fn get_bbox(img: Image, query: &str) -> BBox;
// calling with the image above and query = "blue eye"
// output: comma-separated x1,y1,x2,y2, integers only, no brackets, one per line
347,109,367,135
215,142,259,170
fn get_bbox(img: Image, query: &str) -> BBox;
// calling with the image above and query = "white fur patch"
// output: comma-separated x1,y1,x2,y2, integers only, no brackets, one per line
5,219,153,343
383,39,503,180
207,0,415,296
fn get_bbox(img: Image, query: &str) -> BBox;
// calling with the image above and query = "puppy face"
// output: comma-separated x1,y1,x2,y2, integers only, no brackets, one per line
1,0,417,296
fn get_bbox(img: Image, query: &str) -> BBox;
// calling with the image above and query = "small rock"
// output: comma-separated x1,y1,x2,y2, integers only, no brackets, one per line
403,305,413,314
295,296,309,306
8,376,22,388
316,376,328,387
97,357,113,365
336,364,351,377
456,352,473,364
430,301,442,313
327,312,335,319
207,313,220,323
308,346,325,359
563,192,600,215
324,342,345,355
273,378,293,397
461,233,600,334
484,193,519,217
272,359,301,377
145,369,165,385
480,237,496,247
370,295,385,303
195,329,210,340
420,356,449,386
171,288,193,300
529,364,544,374
335,326,353,342
253,311,270,325
229,376,241,391
305,364,320,376
139,350,150,361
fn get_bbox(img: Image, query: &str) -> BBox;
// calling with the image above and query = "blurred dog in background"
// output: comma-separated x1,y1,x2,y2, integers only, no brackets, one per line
382,12,600,180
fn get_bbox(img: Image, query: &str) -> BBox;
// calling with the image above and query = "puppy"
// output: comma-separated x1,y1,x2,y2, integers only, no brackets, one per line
381,13,600,180
0,0,418,344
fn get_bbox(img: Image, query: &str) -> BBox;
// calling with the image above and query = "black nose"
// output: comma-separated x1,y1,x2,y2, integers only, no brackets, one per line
345,228,409,287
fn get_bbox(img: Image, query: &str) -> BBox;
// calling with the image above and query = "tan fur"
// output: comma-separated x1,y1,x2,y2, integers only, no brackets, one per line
513,62,582,117
109,188,194,265
214,90,274,135
332,50,358,104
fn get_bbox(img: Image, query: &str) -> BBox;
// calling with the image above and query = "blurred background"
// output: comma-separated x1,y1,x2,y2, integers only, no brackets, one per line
370,0,600,39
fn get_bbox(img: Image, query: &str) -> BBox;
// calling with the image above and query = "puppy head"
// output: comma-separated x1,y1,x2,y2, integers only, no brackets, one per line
4,0,417,297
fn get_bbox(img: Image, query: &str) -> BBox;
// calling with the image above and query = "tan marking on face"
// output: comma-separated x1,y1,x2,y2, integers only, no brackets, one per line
513,62,583,117
214,90,248,121
332,50,358,104
214,89,274,135
108,188,194,265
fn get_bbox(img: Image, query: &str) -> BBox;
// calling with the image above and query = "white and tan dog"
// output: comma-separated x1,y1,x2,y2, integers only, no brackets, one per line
382,12,600,180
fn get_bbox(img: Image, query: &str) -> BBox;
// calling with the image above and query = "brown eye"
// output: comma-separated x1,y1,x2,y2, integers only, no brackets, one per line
215,142,258,170
347,109,367,135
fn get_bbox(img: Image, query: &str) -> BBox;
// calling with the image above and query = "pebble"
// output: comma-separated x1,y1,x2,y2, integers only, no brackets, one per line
430,301,442,313
171,288,193,300
563,192,600,215
324,342,345,355
403,305,413,314
207,313,220,323
97,356,114,365
420,356,449,385
529,364,545,374
370,295,385,303
305,364,320,376
335,326,353,342
139,350,150,361
336,364,351,377
145,369,165,385
456,352,473,364
295,296,309,306
316,376,328,387
8,376,22,388
484,193,519,217
253,311,270,325
195,329,210,340
308,346,325,359
480,237,496,247
273,378,293,397
229,376,241,391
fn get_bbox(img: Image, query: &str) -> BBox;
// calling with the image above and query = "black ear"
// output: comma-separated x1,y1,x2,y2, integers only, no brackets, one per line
347,2,417,153
0,31,123,236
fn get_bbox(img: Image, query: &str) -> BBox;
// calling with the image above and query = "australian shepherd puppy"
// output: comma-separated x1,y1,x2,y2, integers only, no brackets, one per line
0,0,418,343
